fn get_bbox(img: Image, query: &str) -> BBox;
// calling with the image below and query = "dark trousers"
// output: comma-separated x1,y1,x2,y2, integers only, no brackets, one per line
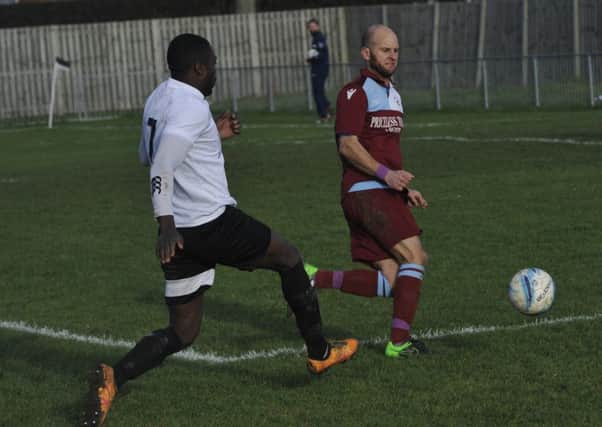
311,72,330,119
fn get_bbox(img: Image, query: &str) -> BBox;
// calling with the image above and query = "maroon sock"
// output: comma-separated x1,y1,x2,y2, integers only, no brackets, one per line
314,270,379,297
391,263,425,344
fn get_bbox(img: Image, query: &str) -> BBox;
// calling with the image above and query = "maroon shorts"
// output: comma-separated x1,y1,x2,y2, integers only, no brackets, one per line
341,189,421,264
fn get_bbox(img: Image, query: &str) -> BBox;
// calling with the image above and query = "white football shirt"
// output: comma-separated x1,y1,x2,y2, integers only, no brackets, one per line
138,78,236,227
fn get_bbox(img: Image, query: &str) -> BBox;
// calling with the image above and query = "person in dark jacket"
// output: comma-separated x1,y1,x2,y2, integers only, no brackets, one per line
306,18,331,123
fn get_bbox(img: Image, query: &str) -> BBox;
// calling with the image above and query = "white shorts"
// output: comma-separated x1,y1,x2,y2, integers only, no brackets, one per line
165,268,215,299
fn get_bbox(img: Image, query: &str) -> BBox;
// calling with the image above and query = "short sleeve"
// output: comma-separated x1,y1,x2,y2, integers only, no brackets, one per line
335,86,367,137
163,95,209,142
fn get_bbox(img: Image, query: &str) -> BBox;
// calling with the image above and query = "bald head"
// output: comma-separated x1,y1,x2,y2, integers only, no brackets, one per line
360,25,399,81
361,25,398,49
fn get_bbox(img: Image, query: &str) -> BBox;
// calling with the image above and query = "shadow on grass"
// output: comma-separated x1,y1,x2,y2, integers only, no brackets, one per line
0,333,114,426
202,293,353,342
0,333,312,426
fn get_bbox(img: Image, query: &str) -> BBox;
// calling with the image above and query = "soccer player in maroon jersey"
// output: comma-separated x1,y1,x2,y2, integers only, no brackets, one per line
307,25,430,357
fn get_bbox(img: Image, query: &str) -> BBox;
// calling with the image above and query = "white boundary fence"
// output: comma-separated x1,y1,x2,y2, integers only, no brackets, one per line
0,7,347,120
0,0,601,121
217,55,602,113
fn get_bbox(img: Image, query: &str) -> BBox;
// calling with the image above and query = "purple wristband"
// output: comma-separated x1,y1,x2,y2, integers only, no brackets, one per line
376,164,390,180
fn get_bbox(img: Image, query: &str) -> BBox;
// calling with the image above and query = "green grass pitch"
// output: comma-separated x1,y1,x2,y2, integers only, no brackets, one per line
0,109,601,426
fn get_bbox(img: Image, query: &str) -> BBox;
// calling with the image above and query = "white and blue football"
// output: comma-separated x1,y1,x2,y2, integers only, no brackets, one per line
508,268,555,315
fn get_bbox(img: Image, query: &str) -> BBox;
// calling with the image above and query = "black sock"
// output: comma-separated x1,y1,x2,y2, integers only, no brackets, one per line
280,261,329,360
113,327,184,388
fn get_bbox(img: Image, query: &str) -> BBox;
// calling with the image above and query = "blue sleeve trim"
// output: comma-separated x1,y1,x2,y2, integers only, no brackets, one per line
348,181,389,193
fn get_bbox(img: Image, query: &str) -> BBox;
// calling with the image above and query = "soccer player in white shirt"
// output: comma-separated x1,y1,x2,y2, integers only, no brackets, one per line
82,34,358,427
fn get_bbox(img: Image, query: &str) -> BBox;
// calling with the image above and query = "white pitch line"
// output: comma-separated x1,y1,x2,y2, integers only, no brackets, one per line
0,319,303,364
225,135,602,147
2,120,600,147
2,313,601,364
361,312,602,346
242,123,321,129
0,177,20,184
229,135,602,147
409,136,602,146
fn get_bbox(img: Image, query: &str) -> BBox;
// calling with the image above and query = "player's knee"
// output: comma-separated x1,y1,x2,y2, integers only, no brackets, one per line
173,324,199,348
272,243,302,271
418,250,429,266
172,317,201,347
407,249,428,266
284,245,302,269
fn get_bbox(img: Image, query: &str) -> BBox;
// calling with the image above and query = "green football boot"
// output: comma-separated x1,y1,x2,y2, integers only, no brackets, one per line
385,338,429,358
304,263,319,283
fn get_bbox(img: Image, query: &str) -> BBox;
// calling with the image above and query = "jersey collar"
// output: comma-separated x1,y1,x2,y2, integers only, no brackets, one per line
168,77,205,100
361,68,391,87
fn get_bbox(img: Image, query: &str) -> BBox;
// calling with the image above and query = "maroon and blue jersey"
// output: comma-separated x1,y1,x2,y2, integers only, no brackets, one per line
335,68,405,194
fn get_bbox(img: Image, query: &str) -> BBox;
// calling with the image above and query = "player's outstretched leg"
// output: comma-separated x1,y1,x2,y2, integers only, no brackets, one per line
82,326,186,426
248,232,359,373
312,267,395,298
281,260,359,374
82,290,206,426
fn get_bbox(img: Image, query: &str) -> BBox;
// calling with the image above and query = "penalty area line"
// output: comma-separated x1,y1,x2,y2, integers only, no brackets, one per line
1,313,601,364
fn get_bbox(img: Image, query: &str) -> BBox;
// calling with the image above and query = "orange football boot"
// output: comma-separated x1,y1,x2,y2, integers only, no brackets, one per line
82,363,117,426
307,338,359,375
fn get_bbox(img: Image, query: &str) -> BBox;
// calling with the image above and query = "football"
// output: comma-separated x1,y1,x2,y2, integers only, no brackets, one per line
508,268,555,315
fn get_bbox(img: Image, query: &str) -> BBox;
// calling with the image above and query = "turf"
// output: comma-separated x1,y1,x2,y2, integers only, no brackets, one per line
0,109,601,426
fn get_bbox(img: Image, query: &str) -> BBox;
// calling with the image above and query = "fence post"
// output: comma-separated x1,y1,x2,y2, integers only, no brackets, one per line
306,67,313,111
587,55,594,107
482,60,489,110
573,0,581,79
533,56,541,108
522,0,529,87
337,8,349,68
230,69,239,113
434,60,442,110
475,0,487,87
247,13,262,96
48,64,58,128
381,4,388,26
75,69,88,120
267,67,275,112
151,20,164,86
431,0,440,88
